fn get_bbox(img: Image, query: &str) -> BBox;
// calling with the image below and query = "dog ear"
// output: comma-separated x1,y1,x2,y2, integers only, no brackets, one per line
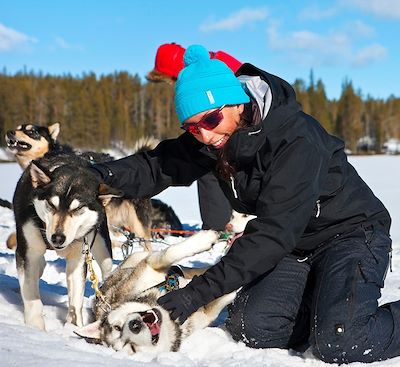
30,161,51,188
98,183,124,207
48,123,60,141
74,320,102,343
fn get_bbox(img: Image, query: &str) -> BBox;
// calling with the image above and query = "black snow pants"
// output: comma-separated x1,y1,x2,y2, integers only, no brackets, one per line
225,223,400,364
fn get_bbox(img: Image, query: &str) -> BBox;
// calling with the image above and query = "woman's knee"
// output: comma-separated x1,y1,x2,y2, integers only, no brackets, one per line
225,295,296,349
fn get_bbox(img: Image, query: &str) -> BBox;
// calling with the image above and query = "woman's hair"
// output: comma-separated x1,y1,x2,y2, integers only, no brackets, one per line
146,69,176,84
215,103,254,180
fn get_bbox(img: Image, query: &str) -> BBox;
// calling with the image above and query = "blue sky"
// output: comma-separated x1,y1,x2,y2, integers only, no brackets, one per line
0,0,398,100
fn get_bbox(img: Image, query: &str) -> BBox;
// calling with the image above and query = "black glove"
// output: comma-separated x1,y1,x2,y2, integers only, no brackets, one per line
157,285,204,324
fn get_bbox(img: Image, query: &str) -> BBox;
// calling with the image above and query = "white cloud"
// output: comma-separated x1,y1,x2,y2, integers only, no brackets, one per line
53,37,83,51
54,37,71,49
346,20,375,38
299,6,337,21
266,23,387,67
352,44,388,66
345,0,400,19
267,23,350,66
200,7,268,32
0,23,37,52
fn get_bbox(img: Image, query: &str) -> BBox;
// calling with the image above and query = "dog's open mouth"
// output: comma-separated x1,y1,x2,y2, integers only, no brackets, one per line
228,232,243,245
6,135,32,151
140,308,162,344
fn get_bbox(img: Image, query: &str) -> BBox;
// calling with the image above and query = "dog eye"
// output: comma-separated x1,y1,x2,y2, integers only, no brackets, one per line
113,325,122,332
70,206,84,214
45,202,55,211
26,128,41,140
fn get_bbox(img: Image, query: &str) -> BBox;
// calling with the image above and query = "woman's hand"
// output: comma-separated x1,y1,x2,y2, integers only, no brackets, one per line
157,286,203,324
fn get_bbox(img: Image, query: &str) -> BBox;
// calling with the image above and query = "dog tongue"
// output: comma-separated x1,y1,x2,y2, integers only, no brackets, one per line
147,321,161,336
229,232,243,245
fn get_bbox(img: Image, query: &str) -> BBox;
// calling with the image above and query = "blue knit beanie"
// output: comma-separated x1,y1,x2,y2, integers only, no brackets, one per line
174,45,250,123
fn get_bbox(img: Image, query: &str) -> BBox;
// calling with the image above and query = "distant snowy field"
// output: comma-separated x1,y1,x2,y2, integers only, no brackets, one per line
1,156,400,367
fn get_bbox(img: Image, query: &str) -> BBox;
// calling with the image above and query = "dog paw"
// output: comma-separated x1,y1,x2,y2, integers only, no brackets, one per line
194,230,219,251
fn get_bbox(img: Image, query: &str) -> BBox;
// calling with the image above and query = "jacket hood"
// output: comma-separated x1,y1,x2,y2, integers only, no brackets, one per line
226,63,301,165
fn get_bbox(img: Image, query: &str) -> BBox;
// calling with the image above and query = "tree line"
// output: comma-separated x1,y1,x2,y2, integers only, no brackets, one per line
0,69,399,154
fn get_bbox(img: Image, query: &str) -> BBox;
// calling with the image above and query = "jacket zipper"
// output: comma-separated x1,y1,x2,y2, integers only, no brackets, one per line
315,200,321,218
230,176,238,198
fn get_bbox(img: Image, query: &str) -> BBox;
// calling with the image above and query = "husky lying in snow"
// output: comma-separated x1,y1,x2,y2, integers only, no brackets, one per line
14,153,122,330
76,230,237,354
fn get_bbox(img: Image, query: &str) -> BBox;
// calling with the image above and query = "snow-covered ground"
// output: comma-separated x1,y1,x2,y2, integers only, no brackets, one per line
1,156,400,366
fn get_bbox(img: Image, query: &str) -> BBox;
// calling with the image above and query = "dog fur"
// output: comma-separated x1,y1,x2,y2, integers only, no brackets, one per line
5,123,183,248
75,230,236,354
211,210,257,254
225,210,257,234
14,153,122,330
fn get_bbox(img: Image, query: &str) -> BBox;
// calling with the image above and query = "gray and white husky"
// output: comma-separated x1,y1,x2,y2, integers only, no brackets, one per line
76,230,237,354
13,153,122,330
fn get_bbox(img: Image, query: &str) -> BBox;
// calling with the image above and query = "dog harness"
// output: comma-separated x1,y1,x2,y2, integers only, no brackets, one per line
158,266,183,293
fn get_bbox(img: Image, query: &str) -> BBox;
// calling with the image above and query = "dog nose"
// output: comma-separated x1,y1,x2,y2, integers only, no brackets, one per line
128,319,142,334
51,233,66,246
225,223,233,232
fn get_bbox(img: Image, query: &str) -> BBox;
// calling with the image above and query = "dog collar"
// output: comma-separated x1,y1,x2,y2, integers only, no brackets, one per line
158,267,182,293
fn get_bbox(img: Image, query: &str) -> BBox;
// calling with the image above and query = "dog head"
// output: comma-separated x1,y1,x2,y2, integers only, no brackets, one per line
225,210,257,234
5,123,60,169
29,160,122,250
76,299,179,354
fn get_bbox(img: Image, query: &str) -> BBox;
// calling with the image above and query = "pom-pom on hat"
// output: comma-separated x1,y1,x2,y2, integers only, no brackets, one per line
175,45,250,123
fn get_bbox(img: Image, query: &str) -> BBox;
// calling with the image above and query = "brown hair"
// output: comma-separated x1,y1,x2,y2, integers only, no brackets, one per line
215,103,254,180
146,70,176,85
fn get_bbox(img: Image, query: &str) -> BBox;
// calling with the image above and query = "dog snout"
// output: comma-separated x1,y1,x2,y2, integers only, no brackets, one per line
51,233,66,246
225,223,233,232
128,319,142,334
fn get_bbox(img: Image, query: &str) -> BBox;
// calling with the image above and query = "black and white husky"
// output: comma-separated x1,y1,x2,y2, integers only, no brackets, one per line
76,230,237,354
5,122,183,246
13,153,122,330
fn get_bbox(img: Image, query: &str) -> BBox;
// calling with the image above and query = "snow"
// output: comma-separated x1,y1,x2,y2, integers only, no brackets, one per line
1,156,400,366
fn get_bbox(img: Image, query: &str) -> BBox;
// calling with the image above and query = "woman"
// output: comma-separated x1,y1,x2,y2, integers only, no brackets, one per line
92,45,398,363
146,42,241,231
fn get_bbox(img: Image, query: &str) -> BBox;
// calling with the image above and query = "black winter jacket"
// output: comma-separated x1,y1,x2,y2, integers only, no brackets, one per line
93,63,391,308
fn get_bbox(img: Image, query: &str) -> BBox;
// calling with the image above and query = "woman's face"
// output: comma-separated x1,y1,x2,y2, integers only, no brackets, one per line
184,104,244,149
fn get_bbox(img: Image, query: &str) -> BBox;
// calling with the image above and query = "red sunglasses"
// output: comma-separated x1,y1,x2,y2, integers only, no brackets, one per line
181,105,226,135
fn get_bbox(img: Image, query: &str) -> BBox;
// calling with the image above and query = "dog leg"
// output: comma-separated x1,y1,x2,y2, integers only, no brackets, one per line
65,248,87,327
187,291,237,331
146,230,219,270
179,266,209,279
91,232,113,281
17,222,47,330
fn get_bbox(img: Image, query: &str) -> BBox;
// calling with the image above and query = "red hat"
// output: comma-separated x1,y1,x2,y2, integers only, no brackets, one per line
154,43,186,79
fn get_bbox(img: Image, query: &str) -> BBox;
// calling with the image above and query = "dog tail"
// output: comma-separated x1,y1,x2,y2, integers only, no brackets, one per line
133,136,160,154
0,198,13,210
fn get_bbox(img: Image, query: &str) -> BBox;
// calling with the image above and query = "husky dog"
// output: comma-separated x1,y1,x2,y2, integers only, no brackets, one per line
5,122,112,169
14,153,122,330
225,210,257,235
212,210,257,254
76,230,236,354
5,122,182,246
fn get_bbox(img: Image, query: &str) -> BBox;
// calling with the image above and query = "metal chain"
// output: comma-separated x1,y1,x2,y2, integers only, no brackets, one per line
82,236,111,314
